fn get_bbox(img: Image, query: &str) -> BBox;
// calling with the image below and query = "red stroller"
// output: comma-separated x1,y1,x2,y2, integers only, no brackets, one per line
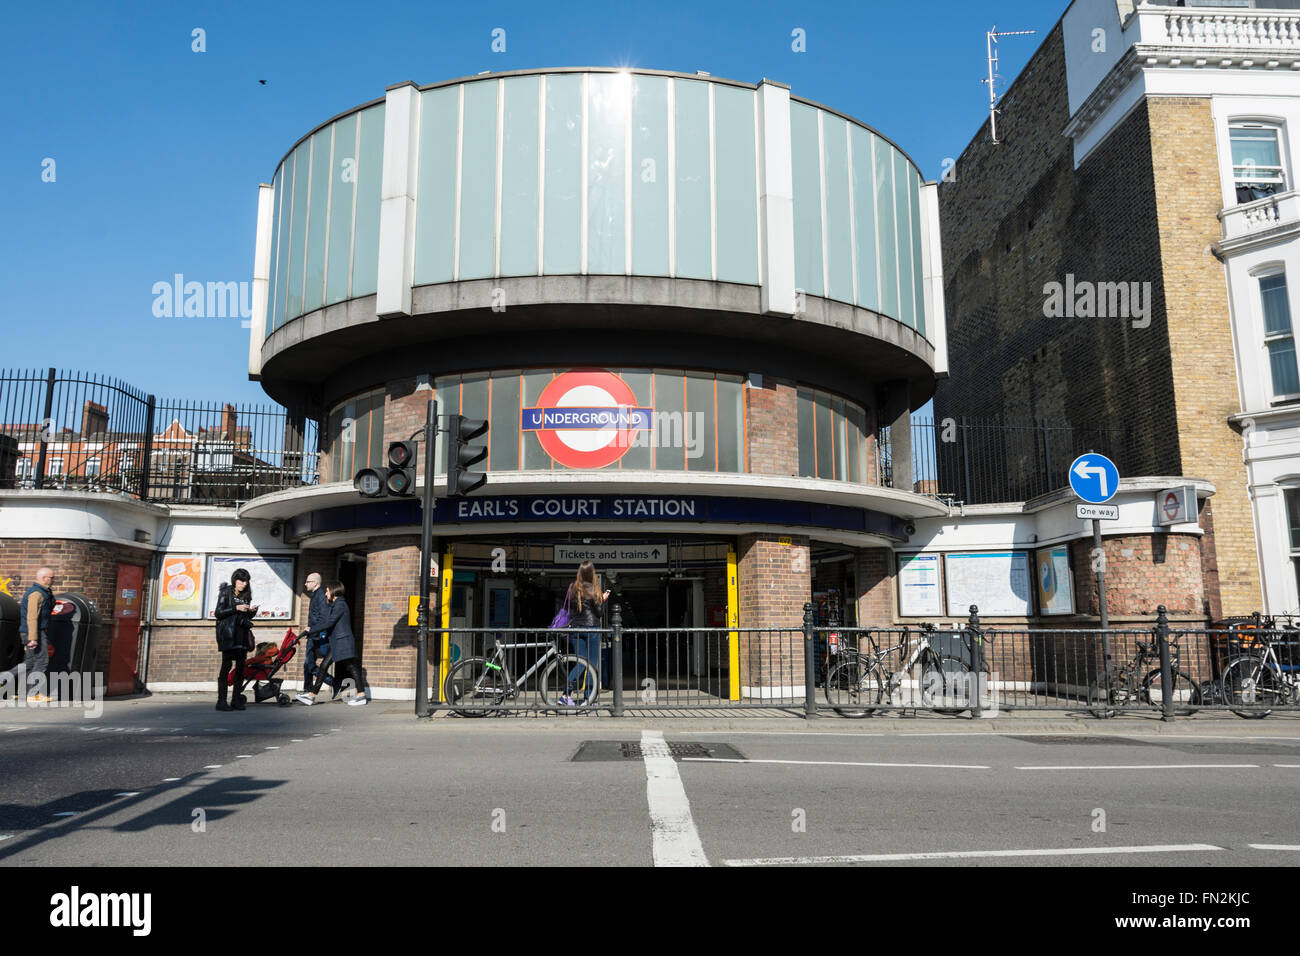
226,628,303,706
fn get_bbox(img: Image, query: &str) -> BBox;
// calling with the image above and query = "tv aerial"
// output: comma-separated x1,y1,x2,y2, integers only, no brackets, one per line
983,26,1037,145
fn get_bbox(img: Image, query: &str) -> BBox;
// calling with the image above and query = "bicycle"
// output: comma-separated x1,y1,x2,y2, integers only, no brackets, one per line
824,623,991,717
1087,637,1200,718
1220,621,1300,719
443,634,600,717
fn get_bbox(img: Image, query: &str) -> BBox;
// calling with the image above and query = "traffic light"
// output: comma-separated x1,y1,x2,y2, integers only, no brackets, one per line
447,416,488,496
352,440,416,498
384,441,416,496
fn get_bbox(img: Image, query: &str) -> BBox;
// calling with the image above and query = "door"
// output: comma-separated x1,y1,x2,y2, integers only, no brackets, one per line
107,564,144,696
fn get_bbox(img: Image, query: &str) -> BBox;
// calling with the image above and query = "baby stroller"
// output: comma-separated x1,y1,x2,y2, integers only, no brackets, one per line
227,628,303,706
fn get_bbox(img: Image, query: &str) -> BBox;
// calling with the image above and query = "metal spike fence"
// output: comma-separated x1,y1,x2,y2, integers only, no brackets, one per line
0,368,319,505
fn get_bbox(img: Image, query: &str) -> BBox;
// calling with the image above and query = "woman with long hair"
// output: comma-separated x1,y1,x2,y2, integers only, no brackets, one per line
313,581,367,706
561,561,608,706
213,568,257,711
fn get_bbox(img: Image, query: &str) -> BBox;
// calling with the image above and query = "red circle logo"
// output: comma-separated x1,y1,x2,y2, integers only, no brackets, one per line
523,370,651,469
1163,492,1180,521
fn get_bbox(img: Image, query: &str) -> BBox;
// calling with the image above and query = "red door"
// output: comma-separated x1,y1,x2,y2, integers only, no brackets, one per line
107,564,144,696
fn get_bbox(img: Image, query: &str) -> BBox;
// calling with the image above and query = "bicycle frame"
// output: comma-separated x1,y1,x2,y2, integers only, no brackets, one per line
481,639,560,696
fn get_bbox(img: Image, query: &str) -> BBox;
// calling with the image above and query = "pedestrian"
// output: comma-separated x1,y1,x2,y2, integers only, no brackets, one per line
561,561,608,706
308,581,367,707
295,572,339,706
213,568,257,712
2,567,55,702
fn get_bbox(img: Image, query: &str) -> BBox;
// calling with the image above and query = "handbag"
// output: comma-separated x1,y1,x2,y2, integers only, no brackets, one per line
549,585,573,629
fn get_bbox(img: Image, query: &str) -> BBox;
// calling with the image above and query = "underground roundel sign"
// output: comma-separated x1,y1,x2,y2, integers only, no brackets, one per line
522,370,652,469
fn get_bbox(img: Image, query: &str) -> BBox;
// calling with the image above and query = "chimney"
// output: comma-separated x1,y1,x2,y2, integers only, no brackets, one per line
81,401,108,438
221,404,237,439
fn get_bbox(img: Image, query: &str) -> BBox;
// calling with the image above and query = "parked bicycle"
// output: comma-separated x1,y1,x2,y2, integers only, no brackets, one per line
1087,637,1199,718
443,633,600,717
824,623,992,717
1220,618,1300,719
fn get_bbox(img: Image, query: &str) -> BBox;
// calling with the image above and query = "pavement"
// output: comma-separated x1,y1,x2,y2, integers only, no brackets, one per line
1,693,1298,866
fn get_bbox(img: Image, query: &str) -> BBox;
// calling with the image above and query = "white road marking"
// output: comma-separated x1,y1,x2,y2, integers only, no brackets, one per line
1273,764,1300,768
290,739,304,743
1249,844,1300,851
725,843,1225,866
683,757,990,770
641,731,708,867
162,777,181,782
114,792,139,798
1015,764,1258,771
235,755,252,759
265,746,279,750
690,730,1300,741
0,835,10,841
52,812,77,817
203,765,222,769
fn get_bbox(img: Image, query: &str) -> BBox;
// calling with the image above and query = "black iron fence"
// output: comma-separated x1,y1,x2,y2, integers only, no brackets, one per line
883,416,1128,505
425,604,1299,718
0,368,319,506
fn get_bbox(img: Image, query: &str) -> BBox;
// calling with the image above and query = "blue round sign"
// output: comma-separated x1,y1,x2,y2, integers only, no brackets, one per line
1068,453,1120,504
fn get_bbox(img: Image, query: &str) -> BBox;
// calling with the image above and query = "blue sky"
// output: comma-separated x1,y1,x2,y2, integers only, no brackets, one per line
0,0,1063,404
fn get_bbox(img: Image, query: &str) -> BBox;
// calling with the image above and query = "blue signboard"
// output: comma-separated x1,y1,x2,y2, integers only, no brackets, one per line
1068,453,1119,504
286,494,910,542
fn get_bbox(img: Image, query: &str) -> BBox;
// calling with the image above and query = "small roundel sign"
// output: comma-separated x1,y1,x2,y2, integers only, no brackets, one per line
522,370,652,469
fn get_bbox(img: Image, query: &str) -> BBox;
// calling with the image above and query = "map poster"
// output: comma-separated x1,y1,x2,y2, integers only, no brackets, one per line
204,556,296,621
945,551,1032,617
898,553,942,616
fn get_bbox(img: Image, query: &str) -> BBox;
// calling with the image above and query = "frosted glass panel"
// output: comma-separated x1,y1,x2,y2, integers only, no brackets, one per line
285,146,310,321
894,149,914,329
351,105,385,298
269,164,287,333
587,73,627,275
458,80,498,281
822,116,852,304
874,140,899,321
631,75,669,276
674,79,711,280
544,74,582,274
714,85,757,284
909,170,926,337
303,129,331,314
413,88,458,285
790,102,824,297
850,126,878,313
500,76,540,277
326,113,357,305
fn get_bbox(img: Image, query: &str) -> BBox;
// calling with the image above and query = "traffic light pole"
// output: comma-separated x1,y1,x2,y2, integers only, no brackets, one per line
415,399,437,718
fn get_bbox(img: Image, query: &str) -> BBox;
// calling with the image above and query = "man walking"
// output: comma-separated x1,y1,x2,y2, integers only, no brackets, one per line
4,567,54,702
295,572,338,705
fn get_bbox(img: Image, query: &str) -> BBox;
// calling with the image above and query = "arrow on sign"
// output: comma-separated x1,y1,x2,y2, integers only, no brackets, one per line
1073,460,1109,499
651,548,661,559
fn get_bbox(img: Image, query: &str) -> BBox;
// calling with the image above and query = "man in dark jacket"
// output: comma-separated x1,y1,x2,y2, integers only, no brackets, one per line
295,572,338,705
4,567,55,702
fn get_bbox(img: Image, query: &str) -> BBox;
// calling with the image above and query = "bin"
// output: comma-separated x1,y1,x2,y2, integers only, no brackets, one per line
47,592,101,676
0,591,19,672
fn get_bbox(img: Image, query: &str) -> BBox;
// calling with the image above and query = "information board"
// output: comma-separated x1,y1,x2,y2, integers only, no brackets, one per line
1035,547,1074,616
944,552,1032,617
898,553,942,616
204,556,296,621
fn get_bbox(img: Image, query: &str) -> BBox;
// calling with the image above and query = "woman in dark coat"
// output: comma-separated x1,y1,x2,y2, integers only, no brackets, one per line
213,568,257,711
319,581,367,706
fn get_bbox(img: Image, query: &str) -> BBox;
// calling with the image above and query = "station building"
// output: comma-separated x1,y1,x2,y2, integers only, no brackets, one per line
0,65,1234,701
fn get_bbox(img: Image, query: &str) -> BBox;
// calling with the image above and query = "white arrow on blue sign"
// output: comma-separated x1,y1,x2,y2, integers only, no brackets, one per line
1069,453,1120,504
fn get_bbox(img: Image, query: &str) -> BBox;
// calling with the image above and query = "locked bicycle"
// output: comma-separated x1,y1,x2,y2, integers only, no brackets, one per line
824,623,992,717
1220,620,1300,719
1087,638,1199,718
443,634,600,717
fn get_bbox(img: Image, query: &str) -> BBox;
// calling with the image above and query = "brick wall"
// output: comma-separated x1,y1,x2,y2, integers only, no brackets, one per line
736,532,810,694
1069,532,1205,620
744,377,799,477
0,538,152,689
854,548,894,627
360,535,421,691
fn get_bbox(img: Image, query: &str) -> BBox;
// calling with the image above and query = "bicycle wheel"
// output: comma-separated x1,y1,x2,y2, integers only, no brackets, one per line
540,654,600,709
1087,680,1117,719
1221,656,1280,719
1143,669,1201,716
920,654,972,714
824,659,883,717
444,657,508,717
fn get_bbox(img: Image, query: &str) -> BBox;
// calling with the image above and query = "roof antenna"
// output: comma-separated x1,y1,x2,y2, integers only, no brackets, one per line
983,26,1036,145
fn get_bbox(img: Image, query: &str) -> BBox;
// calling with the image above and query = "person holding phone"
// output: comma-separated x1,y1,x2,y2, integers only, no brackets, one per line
213,568,258,711
561,561,609,706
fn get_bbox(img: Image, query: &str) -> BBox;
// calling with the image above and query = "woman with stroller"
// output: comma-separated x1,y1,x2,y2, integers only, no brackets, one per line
213,568,258,712
300,581,367,707
561,561,608,706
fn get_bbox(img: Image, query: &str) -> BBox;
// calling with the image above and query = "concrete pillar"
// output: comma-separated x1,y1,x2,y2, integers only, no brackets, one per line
881,380,913,492
736,532,811,699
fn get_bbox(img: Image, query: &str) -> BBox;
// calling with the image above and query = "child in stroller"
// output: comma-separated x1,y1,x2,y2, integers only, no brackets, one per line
227,628,304,706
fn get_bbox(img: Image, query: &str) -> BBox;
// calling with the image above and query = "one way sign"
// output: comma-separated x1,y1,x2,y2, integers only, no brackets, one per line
1069,453,1120,504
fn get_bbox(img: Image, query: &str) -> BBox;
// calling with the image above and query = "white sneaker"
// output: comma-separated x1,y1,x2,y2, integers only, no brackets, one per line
347,696,368,706
295,693,315,706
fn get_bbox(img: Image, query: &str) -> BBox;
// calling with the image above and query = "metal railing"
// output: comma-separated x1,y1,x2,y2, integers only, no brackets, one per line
428,604,1300,718
0,368,319,506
